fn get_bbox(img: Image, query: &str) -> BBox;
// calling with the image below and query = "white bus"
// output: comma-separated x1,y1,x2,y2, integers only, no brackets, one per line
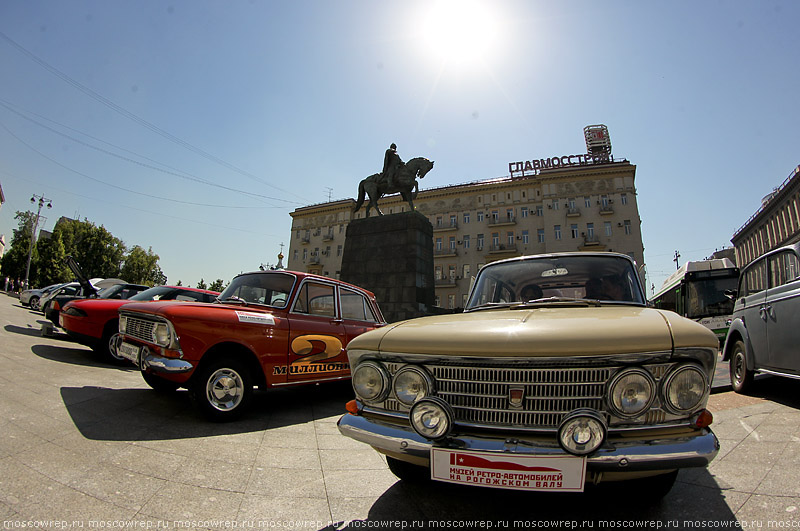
650,258,739,344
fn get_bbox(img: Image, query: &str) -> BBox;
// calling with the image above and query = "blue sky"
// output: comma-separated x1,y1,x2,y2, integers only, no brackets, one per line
0,0,798,293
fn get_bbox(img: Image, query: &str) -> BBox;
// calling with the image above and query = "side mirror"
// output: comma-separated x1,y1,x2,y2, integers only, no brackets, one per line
724,289,738,301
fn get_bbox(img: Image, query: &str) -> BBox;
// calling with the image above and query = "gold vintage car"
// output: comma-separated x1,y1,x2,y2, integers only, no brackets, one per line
338,252,719,498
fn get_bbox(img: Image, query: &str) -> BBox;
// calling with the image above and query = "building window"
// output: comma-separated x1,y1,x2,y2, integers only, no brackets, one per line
463,235,470,249
554,225,562,240
506,208,514,222
601,195,610,207
492,210,500,223
436,237,443,251
571,224,578,239
477,211,484,222
624,220,632,235
462,264,470,279
521,207,529,218
293,250,298,260
568,198,576,210
449,265,457,280
436,216,443,228
448,294,456,309
450,215,457,227
477,234,484,249
621,193,628,205
464,212,470,224
587,223,595,239
303,249,308,261
584,196,591,208
537,229,545,243
552,199,559,211
435,266,443,280
507,231,514,245
604,221,612,236
492,232,500,247
536,205,543,217
449,236,456,251
522,230,529,244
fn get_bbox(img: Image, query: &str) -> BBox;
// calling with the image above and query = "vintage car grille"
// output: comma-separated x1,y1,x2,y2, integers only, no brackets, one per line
381,361,675,430
122,315,156,344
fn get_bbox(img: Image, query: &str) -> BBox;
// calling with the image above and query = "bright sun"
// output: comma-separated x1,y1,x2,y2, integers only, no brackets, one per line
419,0,499,67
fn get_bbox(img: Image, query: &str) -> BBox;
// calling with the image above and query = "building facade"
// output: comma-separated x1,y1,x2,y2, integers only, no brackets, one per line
289,159,645,309
731,164,800,268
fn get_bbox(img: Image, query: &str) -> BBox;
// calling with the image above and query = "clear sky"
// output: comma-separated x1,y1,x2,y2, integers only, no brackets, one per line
1,1,798,294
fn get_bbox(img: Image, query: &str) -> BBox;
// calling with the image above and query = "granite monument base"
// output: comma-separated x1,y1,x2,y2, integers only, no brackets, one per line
341,211,435,323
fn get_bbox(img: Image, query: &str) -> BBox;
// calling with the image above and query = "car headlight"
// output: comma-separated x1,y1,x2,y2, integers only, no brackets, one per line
119,315,127,334
663,364,707,414
410,397,453,440
352,361,390,403
152,322,171,347
63,307,88,317
558,409,607,455
608,368,655,418
393,365,433,406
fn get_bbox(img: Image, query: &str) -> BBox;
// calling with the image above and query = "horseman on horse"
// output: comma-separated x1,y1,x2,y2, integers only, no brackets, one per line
353,143,435,217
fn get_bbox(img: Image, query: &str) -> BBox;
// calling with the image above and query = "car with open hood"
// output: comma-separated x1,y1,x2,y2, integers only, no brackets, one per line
60,285,220,363
20,282,65,310
115,270,385,421
338,252,719,499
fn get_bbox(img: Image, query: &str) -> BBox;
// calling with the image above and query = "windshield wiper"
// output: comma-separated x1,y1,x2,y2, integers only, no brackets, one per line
466,302,515,312
218,296,248,306
512,297,602,308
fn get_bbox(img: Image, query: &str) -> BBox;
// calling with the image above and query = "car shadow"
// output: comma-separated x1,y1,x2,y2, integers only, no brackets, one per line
59,380,355,441
327,468,737,528
738,375,800,409
31,343,128,370
4,323,47,337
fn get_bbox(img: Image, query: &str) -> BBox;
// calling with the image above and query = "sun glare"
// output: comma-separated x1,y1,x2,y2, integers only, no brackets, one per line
420,0,499,67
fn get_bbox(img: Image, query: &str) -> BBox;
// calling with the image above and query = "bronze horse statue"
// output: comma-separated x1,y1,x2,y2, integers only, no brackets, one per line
353,157,435,217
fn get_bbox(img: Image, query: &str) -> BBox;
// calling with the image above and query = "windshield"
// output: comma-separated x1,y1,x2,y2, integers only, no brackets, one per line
685,277,737,318
466,254,645,310
217,272,295,308
129,286,176,301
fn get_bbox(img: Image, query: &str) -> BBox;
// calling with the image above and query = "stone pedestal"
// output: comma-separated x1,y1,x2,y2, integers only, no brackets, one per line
341,211,435,323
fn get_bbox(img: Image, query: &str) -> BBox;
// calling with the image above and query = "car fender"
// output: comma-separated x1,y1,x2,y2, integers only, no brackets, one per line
721,317,753,370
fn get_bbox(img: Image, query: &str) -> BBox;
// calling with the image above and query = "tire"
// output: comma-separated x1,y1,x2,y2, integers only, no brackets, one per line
730,339,754,393
100,322,126,364
142,371,181,392
190,358,253,422
29,296,40,311
386,456,430,483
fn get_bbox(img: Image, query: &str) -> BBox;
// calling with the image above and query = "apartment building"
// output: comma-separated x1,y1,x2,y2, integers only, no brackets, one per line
289,158,645,309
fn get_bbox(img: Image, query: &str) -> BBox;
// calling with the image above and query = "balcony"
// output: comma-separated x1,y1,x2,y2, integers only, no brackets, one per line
600,206,615,215
322,232,334,241
488,215,516,227
434,248,458,258
566,208,581,217
434,221,459,232
488,243,519,255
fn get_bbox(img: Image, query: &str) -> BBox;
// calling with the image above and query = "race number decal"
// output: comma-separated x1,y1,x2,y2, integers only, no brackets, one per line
273,335,348,376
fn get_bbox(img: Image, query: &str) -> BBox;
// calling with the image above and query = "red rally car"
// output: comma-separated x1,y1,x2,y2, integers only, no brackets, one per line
60,285,220,363
116,270,385,421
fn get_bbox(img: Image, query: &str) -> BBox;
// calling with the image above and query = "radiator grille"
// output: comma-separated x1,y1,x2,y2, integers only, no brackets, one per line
122,316,155,344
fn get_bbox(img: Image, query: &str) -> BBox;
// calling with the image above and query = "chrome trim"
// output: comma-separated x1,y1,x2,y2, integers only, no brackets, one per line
142,352,194,373
338,413,719,472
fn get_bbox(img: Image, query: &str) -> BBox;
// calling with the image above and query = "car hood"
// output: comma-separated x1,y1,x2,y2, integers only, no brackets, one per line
348,306,718,357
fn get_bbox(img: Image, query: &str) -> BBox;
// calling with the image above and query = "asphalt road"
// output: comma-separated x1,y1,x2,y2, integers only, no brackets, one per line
2,292,799,530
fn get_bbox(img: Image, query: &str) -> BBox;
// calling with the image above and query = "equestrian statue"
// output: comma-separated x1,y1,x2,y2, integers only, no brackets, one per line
353,143,435,217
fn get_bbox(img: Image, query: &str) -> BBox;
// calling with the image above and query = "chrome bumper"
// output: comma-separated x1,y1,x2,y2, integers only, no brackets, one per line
337,413,719,472
142,351,194,374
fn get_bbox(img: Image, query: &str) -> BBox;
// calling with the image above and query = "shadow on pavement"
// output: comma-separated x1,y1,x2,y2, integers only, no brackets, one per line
331,469,736,528
31,343,123,369
738,376,800,410
59,379,355,441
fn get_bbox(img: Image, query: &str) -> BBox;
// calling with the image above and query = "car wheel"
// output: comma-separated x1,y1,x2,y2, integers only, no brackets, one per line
29,296,40,310
96,322,126,364
730,339,753,393
386,456,430,483
190,358,252,421
142,371,180,392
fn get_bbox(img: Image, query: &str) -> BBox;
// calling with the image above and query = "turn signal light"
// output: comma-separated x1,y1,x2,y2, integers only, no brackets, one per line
694,409,713,428
345,399,360,415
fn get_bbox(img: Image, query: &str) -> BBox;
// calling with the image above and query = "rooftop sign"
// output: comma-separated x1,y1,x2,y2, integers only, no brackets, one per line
508,153,618,177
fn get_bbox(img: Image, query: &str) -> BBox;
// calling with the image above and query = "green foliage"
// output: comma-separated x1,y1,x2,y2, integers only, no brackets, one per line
121,246,167,286
208,279,226,292
196,278,207,290
56,219,126,279
0,211,38,283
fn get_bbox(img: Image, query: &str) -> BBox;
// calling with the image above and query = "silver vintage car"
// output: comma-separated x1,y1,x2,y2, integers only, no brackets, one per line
338,252,719,498
724,242,800,392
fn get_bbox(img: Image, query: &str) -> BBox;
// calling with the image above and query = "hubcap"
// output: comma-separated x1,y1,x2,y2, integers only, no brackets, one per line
734,352,745,383
206,368,244,411
108,333,122,359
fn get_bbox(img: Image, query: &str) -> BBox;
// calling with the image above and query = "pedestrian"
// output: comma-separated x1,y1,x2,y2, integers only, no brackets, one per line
4,276,8,292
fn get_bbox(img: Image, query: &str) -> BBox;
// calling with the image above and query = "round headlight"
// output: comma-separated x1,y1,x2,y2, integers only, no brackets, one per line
608,368,655,418
393,365,433,406
409,397,453,440
558,409,607,455
663,364,707,414
352,361,390,403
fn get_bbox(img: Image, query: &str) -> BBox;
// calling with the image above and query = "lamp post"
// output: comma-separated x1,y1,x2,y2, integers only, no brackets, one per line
24,194,52,289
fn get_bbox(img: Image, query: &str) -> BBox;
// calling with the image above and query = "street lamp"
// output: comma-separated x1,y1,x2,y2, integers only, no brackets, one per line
24,194,52,289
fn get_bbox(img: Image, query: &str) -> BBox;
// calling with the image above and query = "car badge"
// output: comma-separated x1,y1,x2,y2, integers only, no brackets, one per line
508,387,525,409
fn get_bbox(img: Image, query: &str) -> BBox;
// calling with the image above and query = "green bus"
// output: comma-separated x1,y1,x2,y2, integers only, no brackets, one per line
650,258,739,344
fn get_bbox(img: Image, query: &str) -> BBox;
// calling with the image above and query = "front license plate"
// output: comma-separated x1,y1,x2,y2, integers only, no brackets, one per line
117,342,141,365
430,448,586,492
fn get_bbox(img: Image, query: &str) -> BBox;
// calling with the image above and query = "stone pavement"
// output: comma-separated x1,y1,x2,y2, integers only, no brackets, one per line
1,292,799,530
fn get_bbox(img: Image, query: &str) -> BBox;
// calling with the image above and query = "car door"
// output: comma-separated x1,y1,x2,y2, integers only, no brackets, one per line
739,257,769,366
287,280,349,382
339,286,382,346
765,249,800,373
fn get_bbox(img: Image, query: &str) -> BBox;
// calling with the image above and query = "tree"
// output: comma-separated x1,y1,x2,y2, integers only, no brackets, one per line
35,234,70,286
0,211,37,285
196,278,207,290
208,279,226,292
56,219,126,279
121,246,166,286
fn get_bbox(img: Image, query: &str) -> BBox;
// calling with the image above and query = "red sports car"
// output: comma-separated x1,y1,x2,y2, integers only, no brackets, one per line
60,285,219,363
